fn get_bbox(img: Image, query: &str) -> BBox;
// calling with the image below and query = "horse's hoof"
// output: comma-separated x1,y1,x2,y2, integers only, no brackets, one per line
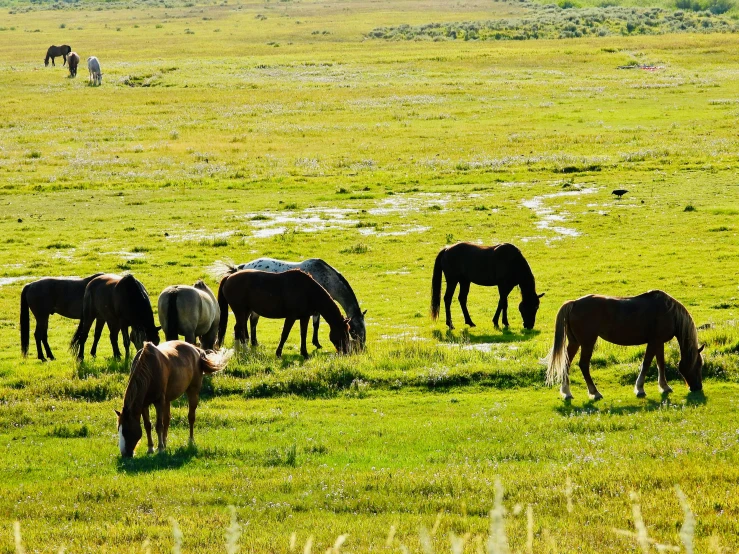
466,322,476,328
313,343,323,349
590,392,603,401
635,390,646,398
301,352,310,359
659,386,673,394
147,447,154,455
560,392,573,400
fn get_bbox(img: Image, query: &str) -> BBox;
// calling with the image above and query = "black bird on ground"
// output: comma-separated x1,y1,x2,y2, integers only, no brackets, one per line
612,189,628,199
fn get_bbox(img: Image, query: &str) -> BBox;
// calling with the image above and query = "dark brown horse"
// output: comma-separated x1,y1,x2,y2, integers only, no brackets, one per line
44,45,71,67
20,274,103,362
217,269,351,358
547,290,704,400
67,52,80,77
116,341,232,457
70,274,160,361
431,242,544,330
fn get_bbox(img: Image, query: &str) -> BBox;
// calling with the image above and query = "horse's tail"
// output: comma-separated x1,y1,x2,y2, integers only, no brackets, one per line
430,247,447,320
199,347,233,374
208,259,239,281
546,301,574,386
165,288,180,342
20,285,30,357
216,276,230,347
70,290,92,358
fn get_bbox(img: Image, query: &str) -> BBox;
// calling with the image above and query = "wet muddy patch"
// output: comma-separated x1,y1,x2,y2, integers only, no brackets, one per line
521,186,597,242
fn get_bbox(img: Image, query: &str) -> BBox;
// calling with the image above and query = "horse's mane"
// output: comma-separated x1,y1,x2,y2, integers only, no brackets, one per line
119,274,155,332
665,294,700,360
510,247,537,299
322,262,361,316
124,346,155,413
292,269,345,324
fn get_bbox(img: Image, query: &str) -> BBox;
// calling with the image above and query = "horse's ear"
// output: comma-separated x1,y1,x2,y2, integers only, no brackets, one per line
362,309,367,316
114,409,121,418
698,344,705,353
538,293,545,299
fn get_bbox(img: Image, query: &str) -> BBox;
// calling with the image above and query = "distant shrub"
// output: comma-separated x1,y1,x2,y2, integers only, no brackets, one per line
46,242,74,249
340,243,369,254
49,424,89,438
684,204,697,212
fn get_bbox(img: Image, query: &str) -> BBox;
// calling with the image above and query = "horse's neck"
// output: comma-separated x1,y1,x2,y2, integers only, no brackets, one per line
310,281,344,327
516,258,538,299
124,366,152,419
310,264,361,318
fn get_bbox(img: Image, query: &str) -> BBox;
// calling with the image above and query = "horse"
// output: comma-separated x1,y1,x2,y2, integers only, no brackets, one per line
44,45,71,67
20,273,103,362
430,242,544,330
217,269,352,358
212,258,366,349
116,341,232,457
87,56,102,86
158,280,220,349
67,52,80,77
70,274,160,361
546,290,704,400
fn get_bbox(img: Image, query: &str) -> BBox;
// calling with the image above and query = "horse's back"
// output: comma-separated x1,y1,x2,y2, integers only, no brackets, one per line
240,257,299,272
156,341,203,399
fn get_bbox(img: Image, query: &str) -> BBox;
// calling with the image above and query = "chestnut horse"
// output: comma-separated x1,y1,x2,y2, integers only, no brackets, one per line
71,274,160,361
547,290,704,400
20,273,103,361
67,52,80,77
431,242,544,330
116,341,232,457
217,269,351,358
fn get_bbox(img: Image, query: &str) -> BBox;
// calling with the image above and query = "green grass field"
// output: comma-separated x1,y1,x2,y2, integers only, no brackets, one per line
2,0,739,551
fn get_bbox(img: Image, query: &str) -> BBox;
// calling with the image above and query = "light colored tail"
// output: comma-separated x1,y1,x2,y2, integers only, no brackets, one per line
546,301,574,386
208,259,239,281
199,348,233,374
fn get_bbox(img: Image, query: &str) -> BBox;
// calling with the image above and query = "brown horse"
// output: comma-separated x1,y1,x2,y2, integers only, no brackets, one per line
67,52,80,77
20,273,103,361
217,269,351,358
70,274,160,361
547,290,704,400
431,242,544,330
116,341,232,457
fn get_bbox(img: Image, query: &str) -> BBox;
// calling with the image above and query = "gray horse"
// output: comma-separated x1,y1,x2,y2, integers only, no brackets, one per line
211,258,366,349
87,56,102,86
158,280,220,349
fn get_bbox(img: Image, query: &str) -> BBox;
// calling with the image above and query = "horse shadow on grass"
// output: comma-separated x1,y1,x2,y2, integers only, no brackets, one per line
555,390,707,417
432,327,539,345
116,443,199,474
74,356,131,379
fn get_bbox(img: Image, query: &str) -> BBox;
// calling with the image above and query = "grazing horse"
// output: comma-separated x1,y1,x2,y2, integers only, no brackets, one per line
87,56,102,86
44,45,71,67
67,52,80,77
20,273,103,362
116,341,232,457
430,242,544,330
158,280,220,349
70,274,160,361
212,258,366,349
217,269,352,358
547,290,704,400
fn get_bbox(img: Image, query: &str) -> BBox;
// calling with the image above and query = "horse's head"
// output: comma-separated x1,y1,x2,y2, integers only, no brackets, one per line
330,318,352,354
679,344,704,392
519,293,544,330
347,310,367,351
115,407,142,458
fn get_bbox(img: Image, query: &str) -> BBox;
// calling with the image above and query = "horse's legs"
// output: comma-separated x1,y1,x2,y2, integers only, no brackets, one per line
458,281,475,327
74,316,95,361
249,313,258,346
493,285,514,328
34,314,49,361
560,340,580,400
443,279,458,330
142,407,154,454
312,314,322,349
90,318,105,357
577,341,602,400
187,391,199,443
63,54,67,66
276,318,296,358
154,400,165,452
299,317,310,358
121,326,131,358
634,343,657,398
234,312,249,349
163,402,171,448
655,342,673,394
108,323,122,359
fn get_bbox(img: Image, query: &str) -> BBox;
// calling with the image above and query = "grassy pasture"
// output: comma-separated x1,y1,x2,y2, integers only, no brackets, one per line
1,0,739,551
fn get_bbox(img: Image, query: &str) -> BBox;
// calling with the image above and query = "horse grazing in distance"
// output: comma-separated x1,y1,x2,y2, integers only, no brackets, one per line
45,45,71,66
116,341,232,457
67,52,80,77
20,273,103,362
212,258,366,350
217,269,352,358
431,242,544,330
87,56,102,86
547,290,704,400
158,280,220,349
71,274,160,361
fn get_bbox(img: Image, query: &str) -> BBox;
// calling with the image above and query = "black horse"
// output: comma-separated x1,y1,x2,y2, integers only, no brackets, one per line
431,242,544,330
45,45,72,67
70,274,160,361
20,274,103,361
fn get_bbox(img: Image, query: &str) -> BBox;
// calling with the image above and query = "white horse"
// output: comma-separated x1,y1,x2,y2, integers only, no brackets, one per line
158,280,220,350
211,259,366,349
87,56,102,86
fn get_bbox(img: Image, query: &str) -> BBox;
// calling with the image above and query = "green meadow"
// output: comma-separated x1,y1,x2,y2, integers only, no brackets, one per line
1,0,739,551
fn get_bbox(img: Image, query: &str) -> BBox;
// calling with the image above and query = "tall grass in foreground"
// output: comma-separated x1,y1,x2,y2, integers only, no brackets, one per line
12,483,700,553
